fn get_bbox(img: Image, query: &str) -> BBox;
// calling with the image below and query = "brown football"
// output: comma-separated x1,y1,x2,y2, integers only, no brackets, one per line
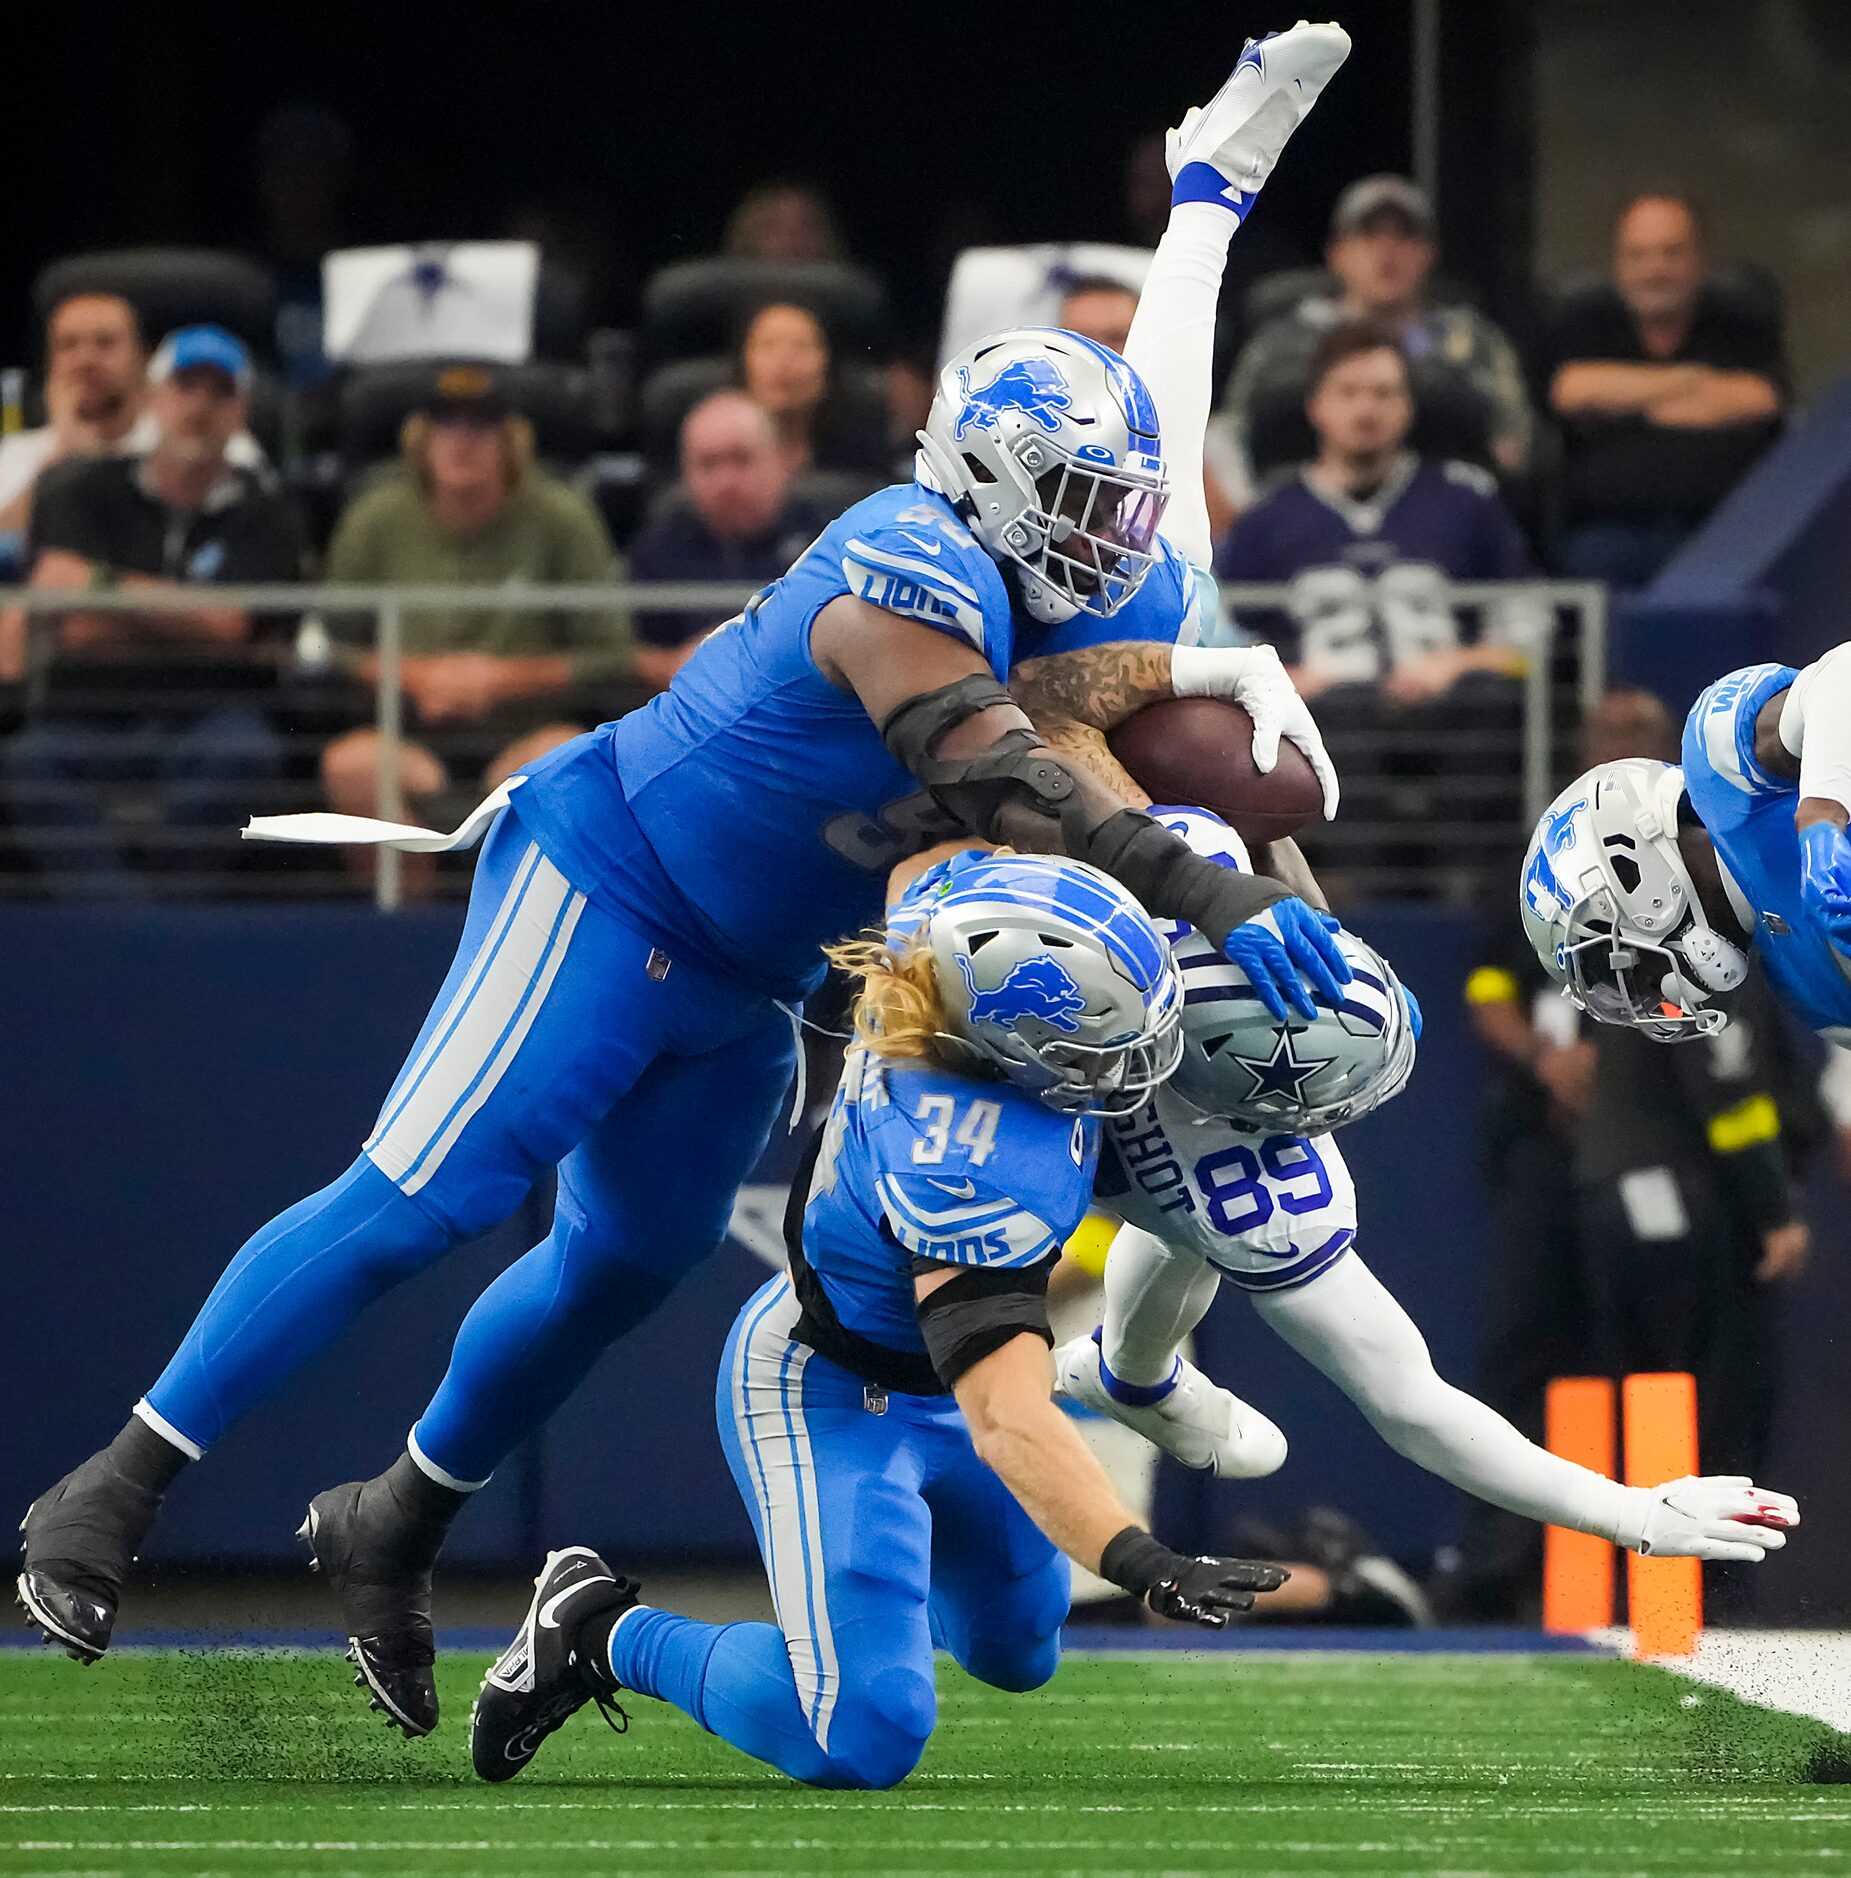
1106,696,1323,845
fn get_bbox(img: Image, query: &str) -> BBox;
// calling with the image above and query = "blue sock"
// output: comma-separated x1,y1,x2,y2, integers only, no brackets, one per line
607,1608,832,1784
144,1158,452,1449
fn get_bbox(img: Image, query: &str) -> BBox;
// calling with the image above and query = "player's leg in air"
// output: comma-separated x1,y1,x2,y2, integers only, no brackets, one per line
20,23,1354,1730
1058,811,1801,1567
469,854,1285,1788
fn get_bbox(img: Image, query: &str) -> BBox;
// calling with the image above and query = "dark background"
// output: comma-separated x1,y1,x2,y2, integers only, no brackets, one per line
2,1,1535,361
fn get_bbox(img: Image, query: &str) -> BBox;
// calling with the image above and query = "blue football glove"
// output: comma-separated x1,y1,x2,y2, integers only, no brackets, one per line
1223,900,1351,1022
1401,983,1423,1041
1800,820,1851,948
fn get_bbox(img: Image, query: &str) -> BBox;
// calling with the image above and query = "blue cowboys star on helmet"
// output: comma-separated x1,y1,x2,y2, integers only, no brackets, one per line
1228,1026,1338,1107
952,357,1074,443
955,952,1087,1037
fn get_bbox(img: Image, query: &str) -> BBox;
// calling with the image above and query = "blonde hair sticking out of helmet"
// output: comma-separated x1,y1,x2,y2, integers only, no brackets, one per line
824,932,974,1073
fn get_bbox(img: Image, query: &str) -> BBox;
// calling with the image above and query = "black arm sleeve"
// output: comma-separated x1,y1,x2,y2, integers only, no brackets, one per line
912,1260,1055,1389
879,676,1291,951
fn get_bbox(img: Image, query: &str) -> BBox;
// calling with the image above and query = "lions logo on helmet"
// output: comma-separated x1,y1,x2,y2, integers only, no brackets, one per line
906,850,1184,1115
916,328,1169,624
1520,761,1747,1041
953,358,1074,441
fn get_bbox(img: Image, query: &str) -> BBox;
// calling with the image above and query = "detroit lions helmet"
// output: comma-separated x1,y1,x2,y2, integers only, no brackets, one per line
915,328,1170,624
1166,921,1418,1134
899,850,1184,1114
1520,761,1747,1041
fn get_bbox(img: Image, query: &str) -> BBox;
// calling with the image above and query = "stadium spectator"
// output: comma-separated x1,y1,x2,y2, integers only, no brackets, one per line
1542,193,1786,589
627,391,832,651
736,299,887,479
0,326,304,890
1215,322,1536,894
1220,176,1532,499
1056,275,1140,355
721,180,846,264
317,364,669,859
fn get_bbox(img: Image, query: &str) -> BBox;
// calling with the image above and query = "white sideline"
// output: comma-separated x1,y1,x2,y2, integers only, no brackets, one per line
1603,1627,1851,1736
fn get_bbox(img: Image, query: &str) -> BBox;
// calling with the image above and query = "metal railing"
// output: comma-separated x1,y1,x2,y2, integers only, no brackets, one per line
0,576,1606,908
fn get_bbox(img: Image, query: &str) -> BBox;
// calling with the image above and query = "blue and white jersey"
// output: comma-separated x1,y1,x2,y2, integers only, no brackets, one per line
1684,663,1851,1037
1093,802,1358,1288
800,1051,1100,1353
505,480,1200,998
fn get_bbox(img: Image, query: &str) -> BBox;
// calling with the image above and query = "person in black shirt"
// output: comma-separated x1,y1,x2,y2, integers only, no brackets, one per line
1543,194,1785,589
627,390,832,650
0,325,305,891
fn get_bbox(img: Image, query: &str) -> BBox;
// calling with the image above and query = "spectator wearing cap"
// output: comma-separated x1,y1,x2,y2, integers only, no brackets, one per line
1541,193,1786,589
627,391,834,651
0,325,305,889
1220,176,1532,506
1215,321,1538,892
317,364,674,866
1056,276,1140,356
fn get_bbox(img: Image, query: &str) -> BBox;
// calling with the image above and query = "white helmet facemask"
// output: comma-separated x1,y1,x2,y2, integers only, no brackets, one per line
916,328,1170,624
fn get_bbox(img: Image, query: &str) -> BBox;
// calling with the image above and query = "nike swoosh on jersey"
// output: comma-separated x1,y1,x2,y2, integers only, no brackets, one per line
538,1575,614,1629
926,1177,978,1199
897,531,943,556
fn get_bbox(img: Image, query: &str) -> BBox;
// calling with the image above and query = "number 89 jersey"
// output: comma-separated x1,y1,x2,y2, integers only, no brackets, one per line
1094,1092,1358,1292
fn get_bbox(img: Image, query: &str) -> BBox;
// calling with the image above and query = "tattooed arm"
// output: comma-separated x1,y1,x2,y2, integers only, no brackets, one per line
1009,642,1175,809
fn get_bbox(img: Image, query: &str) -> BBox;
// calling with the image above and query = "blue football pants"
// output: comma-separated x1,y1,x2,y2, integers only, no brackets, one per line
606,1275,1070,1789
143,809,796,1484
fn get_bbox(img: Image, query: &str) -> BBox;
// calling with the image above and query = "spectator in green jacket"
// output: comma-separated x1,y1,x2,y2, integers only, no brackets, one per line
319,365,689,837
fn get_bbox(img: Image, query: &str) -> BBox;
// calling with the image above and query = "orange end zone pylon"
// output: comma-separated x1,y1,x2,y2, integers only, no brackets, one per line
1623,1371,1702,1658
1543,1377,1616,1633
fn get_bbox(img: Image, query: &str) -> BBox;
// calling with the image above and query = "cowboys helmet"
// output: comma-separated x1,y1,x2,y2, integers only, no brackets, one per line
1520,761,1746,1041
915,328,1170,624
1166,921,1418,1134
895,850,1183,1115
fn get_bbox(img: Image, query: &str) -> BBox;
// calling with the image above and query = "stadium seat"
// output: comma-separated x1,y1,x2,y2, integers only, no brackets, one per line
640,258,886,364
32,249,278,360
336,360,597,473
1244,360,1497,480
636,355,889,469
935,243,1153,366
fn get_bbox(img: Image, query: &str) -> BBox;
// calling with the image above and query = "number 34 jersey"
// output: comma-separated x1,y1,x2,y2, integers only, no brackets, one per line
1096,1096,1358,1293
801,1051,1101,1354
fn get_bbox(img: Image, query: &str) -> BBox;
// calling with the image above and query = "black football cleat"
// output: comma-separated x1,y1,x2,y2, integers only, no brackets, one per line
470,1546,637,1783
300,1462,463,1737
17,1449,166,1663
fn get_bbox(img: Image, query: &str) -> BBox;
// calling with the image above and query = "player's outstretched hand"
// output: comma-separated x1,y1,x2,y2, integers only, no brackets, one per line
1149,1555,1292,1628
1224,901,1351,1021
1799,820,1851,947
1170,643,1340,819
1633,1475,1800,1563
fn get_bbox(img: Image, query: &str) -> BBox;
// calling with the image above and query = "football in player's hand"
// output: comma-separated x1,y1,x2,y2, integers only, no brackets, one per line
1107,697,1322,844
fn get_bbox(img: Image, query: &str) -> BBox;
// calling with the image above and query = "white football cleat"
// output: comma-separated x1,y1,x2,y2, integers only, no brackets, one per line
1055,1334,1287,1478
1167,20,1353,219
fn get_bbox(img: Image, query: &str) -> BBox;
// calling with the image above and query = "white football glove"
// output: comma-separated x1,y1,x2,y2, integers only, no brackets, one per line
1618,1475,1799,1563
1169,642,1339,820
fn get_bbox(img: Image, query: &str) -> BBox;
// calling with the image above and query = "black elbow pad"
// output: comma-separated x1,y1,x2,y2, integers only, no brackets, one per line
913,1261,1054,1388
1082,810,1290,952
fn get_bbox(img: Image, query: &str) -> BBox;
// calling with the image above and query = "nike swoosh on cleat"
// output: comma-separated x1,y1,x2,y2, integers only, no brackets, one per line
926,1177,978,1199
538,1575,614,1629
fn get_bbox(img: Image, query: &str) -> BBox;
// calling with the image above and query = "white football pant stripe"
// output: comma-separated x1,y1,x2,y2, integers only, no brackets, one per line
731,1277,842,1750
365,843,585,1197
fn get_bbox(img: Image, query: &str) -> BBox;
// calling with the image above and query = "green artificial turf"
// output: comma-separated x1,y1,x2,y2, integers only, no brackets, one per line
1,1647,1847,1874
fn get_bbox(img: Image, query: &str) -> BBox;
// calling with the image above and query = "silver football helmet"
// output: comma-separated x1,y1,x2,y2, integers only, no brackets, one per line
896,850,1184,1115
915,327,1170,624
1165,922,1418,1134
1520,761,1747,1041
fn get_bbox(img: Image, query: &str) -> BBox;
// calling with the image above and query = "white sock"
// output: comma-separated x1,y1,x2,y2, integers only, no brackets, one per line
1100,1223,1222,1387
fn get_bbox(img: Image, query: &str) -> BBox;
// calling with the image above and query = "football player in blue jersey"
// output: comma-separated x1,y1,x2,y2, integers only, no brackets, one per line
1053,807,1800,1574
469,850,1289,1792
17,23,1357,1729
1519,649,1851,1050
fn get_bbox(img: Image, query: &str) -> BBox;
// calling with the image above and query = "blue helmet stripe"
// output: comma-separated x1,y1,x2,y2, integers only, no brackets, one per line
1019,325,1162,447
939,858,1167,990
